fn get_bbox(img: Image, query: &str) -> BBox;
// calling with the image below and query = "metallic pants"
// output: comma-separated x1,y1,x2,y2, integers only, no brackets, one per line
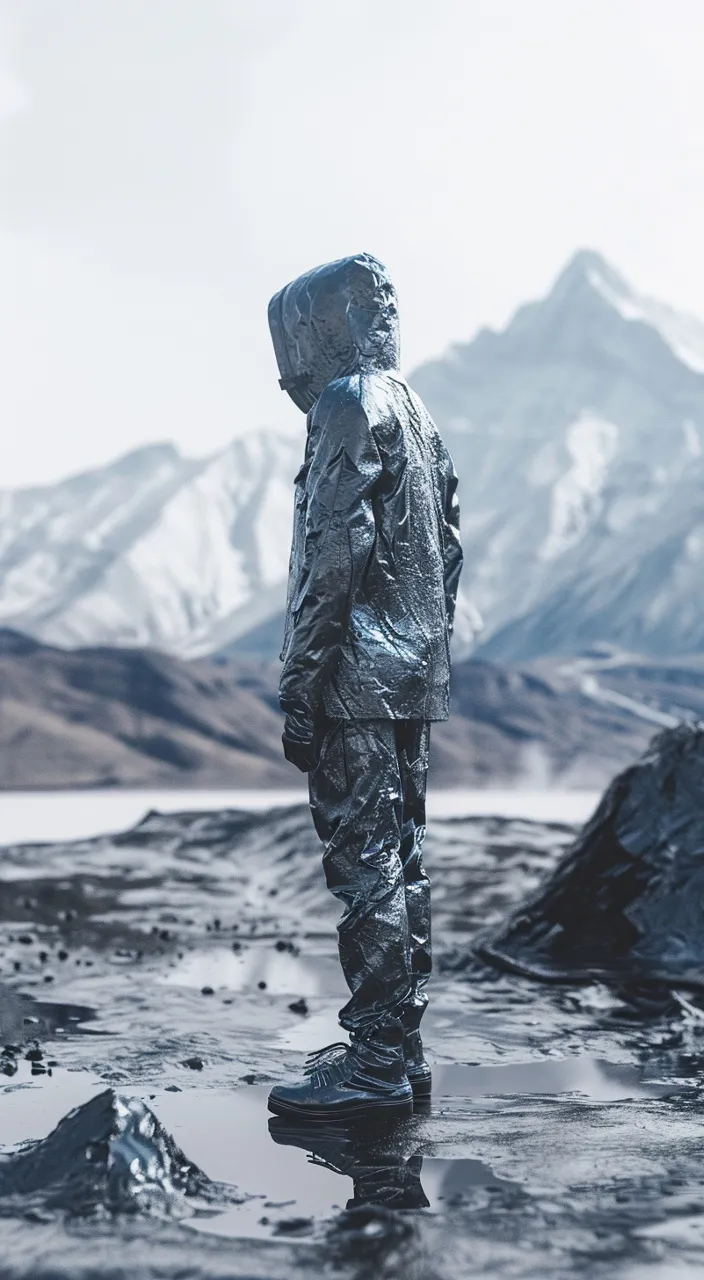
308,718,432,1035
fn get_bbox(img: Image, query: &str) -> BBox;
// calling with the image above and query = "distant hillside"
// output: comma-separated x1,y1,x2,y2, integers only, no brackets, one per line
0,630,667,790
0,630,291,788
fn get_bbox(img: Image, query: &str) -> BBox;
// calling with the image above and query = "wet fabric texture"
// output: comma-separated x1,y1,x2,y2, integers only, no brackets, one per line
268,253,462,730
308,717,431,1035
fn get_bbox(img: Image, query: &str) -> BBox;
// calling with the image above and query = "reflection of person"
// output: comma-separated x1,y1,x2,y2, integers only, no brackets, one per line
268,1117,430,1211
267,254,462,1122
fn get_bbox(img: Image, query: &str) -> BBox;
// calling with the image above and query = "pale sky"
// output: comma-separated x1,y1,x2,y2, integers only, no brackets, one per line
2,0,704,486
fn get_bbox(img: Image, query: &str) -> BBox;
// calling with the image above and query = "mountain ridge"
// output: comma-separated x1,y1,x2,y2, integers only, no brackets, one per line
0,249,702,661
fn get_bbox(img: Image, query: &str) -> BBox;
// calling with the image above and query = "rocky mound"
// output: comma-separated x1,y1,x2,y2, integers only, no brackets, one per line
478,724,704,988
0,1089,233,1217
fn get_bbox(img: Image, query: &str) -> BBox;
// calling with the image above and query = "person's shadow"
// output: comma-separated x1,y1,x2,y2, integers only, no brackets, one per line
268,1113,430,1211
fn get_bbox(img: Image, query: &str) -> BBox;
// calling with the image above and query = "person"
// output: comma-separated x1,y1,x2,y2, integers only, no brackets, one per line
266,253,462,1122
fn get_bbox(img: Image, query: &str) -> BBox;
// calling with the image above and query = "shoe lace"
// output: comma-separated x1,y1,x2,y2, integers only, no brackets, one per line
304,1041,350,1075
304,1040,352,1087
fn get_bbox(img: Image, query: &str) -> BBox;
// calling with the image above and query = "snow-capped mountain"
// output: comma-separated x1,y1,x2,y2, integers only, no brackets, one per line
0,433,302,656
2,248,704,662
412,249,704,659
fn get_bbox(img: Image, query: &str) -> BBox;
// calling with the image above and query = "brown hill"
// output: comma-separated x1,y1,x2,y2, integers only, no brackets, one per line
0,630,661,790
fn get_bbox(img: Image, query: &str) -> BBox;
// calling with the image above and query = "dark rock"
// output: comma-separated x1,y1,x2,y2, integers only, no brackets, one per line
24,1048,43,1062
276,939,299,955
0,1088,231,1217
272,1215,314,1236
479,725,704,988
182,1057,203,1071
200,986,214,996
288,998,308,1016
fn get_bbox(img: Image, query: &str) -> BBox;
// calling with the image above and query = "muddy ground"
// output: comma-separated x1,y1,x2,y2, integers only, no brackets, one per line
1,802,704,1278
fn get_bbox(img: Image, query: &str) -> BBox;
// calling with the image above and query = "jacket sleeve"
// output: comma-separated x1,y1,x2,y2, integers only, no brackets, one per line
279,384,383,719
441,457,463,636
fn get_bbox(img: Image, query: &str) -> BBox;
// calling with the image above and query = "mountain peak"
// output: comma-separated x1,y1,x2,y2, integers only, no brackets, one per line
534,249,704,375
548,248,631,309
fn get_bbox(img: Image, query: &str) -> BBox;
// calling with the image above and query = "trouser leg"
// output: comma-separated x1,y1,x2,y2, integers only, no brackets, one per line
308,718,413,1035
396,721,432,1032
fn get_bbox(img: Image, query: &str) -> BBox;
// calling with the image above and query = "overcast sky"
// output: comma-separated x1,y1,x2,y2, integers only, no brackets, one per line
2,0,704,486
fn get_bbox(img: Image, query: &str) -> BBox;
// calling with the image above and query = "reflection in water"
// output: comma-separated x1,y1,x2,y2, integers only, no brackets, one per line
268,1116,518,1216
269,1118,430,1211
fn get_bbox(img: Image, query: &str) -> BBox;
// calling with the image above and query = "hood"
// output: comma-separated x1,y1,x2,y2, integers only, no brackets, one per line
267,253,400,412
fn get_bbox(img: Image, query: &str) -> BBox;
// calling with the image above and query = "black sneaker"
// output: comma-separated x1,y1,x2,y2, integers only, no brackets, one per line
268,1021,413,1123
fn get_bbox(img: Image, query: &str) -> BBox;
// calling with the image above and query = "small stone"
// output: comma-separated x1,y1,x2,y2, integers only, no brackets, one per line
18,934,33,945
241,1073,256,1084
57,950,68,962
182,1056,204,1071
257,981,267,991
288,998,309,1016
200,986,214,996
25,1048,43,1062
165,1085,182,1092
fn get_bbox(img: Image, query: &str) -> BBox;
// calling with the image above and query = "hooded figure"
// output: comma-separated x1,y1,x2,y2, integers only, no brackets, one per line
266,254,462,1123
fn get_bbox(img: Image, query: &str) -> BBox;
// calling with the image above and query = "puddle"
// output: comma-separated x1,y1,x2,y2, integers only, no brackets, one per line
162,945,344,998
0,1067,521,1242
0,983,98,1048
432,1056,668,1101
421,1157,516,1204
178,1093,517,1239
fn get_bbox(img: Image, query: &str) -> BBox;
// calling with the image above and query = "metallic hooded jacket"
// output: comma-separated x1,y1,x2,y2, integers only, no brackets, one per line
268,253,462,722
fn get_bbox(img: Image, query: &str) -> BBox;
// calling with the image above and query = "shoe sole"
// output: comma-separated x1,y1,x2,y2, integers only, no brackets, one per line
409,1073,432,1099
267,1093,413,1124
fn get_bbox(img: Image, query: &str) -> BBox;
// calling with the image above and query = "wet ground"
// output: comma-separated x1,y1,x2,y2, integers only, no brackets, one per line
2,801,704,1277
